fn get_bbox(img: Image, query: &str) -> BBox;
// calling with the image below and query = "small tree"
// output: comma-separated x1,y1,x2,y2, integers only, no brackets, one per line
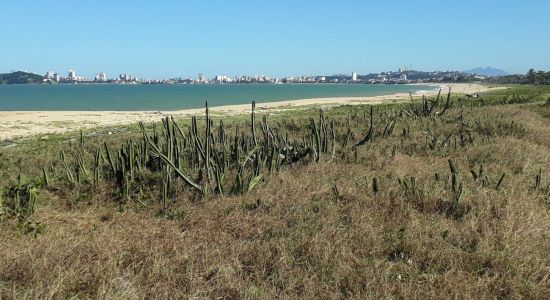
527,68,536,84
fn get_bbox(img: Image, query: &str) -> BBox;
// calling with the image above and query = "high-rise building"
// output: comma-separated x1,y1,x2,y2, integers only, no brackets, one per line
197,74,207,83
68,69,76,80
95,72,107,82
53,73,61,82
352,72,358,82
45,71,54,79
215,75,232,83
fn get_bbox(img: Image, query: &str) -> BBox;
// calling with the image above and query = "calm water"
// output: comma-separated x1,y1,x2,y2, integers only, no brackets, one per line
0,84,431,111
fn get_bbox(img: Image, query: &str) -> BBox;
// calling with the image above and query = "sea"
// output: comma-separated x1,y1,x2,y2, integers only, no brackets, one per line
0,84,432,111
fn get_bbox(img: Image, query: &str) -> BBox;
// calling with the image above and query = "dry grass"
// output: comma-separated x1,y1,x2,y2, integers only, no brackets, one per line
1,98,550,299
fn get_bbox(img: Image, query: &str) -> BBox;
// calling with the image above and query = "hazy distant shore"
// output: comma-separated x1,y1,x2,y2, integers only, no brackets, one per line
0,83,503,140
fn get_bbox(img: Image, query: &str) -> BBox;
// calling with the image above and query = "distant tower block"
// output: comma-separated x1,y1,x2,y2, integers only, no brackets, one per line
68,69,76,80
198,74,207,83
352,72,358,82
95,72,107,82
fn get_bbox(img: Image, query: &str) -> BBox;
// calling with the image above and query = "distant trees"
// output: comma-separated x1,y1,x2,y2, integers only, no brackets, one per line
527,69,536,83
488,69,550,85
526,69,550,85
487,74,528,84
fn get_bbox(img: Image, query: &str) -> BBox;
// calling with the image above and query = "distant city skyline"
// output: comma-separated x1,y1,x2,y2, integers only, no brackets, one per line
27,68,495,86
2,0,549,79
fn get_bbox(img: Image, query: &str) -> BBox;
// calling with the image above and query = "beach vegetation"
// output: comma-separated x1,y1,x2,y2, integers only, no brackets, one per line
0,86,549,298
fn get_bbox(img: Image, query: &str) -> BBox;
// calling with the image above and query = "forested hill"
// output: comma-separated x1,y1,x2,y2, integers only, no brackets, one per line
0,71,44,84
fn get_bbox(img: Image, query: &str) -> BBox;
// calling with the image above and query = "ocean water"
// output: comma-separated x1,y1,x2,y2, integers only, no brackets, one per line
0,84,430,111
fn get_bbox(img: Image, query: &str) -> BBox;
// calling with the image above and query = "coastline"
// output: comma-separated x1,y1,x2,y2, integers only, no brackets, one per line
0,83,503,140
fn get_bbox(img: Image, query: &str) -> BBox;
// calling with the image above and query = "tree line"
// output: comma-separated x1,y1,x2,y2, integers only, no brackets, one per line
486,69,550,85
526,69,550,85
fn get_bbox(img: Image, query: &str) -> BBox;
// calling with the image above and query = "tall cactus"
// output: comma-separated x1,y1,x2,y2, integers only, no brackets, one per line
141,123,203,194
205,101,211,182
448,159,463,203
251,101,258,146
353,106,374,149
310,118,321,162
61,150,75,184
104,142,116,174
42,168,50,188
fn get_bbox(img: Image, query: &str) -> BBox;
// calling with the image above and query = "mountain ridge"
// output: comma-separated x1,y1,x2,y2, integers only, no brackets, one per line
464,67,508,77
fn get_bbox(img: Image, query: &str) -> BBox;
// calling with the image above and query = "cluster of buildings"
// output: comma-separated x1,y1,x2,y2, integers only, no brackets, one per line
44,71,62,83
143,74,279,85
116,73,138,83
43,69,139,84
94,72,107,82
40,68,479,85
193,74,276,84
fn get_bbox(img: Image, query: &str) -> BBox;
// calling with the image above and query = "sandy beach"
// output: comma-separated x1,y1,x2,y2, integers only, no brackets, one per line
0,83,503,140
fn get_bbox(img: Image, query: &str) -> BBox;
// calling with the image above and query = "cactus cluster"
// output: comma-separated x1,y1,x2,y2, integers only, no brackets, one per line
4,89,545,219
0,175,38,219
26,93,488,207
43,102,346,206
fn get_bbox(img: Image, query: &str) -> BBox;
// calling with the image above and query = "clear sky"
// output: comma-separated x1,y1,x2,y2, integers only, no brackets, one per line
1,0,549,79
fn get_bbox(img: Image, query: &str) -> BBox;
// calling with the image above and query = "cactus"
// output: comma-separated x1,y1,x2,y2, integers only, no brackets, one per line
42,168,50,188
439,87,453,116
104,142,116,173
38,101,372,204
399,176,423,198
61,150,75,184
310,118,321,162
495,173,506,190
382,118,396,137
448,159,463,203
143,125,203,194
470,164,484,181
93,149,102,185
162,178,169,207
331,121,336,159
26,186,37,215
319,110,326,153
0,189,4,216
248,174,263,192
172,116,186,141
534,168,542,191
205,101,211,181
352,107,374,149
76,149,90,182
123,175,130,199
214,163,224,197
251,101,258,146
129,141,135,180
372,177,379,194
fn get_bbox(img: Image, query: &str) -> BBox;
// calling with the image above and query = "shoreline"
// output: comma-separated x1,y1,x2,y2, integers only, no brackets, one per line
0,83,503,140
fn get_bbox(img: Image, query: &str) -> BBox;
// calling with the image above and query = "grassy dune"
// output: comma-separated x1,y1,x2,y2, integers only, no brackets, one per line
1,85,549,299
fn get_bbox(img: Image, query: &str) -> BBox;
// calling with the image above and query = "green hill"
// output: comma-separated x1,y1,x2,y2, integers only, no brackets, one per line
0,71,44,84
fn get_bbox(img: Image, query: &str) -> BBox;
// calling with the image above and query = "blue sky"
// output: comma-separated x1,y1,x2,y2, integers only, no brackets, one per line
1,0,549,78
